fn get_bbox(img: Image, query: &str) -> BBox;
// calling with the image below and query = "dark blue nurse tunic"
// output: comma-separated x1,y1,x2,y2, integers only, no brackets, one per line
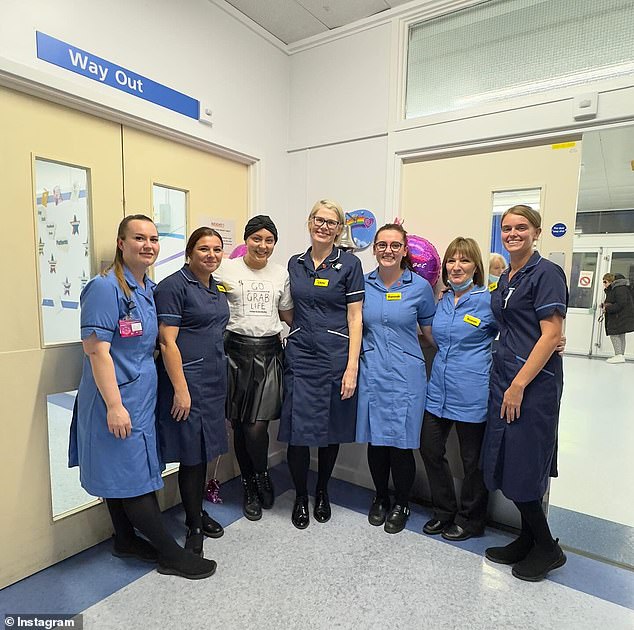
481,252,568,502
278,247,365,447
154,265,230,466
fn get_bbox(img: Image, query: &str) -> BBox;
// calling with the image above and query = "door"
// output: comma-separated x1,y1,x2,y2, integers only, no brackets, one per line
567,248,601,355
0,86,125,589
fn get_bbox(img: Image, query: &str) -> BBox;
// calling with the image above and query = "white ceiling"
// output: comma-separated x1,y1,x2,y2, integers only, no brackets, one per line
219,1,634,213
578,127,634,212
222,0,412,44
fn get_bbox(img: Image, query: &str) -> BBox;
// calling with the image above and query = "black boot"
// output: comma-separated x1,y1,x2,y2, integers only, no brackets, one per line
485,533,534,565
242,476,262,521
512,539,566,582
292,496,310,530
157,551,217,580
255,471,275,509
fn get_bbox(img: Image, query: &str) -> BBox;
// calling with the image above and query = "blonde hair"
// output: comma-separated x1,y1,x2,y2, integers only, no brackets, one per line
103,214,155,297
489,253,507,274
308,199,345,244
441,237,485,287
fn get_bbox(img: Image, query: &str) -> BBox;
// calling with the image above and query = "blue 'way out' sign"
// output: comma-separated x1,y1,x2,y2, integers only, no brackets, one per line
36,32,199,119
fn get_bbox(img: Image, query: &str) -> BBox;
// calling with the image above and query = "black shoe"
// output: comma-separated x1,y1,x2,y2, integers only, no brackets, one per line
185,528,204,556
511,539,567,582
111,535,158,563
201,510,224,538
241,476,262,521
292,496,310,530
384,504,410,534
485,535,534,565
423,518,451,535
368,496,391,526
255,471,275,509
313,490,331,523
157,551,217,580
441,523,472,542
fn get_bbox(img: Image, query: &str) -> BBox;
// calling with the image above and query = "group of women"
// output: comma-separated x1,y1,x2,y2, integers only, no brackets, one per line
70,200,568,584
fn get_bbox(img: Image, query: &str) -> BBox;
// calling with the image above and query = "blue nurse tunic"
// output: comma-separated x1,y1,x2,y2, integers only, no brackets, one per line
278,247,364,447
356,268,435,449
481,252,568,502
426,285,497,424
154,265,229,466
69,267,163,499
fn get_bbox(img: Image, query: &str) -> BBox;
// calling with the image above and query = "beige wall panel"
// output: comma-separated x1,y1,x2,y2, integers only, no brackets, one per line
0,87,124,353
122,126,248,233
400,142,582,281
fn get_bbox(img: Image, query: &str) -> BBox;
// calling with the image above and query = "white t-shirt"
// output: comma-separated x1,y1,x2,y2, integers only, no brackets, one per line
214,257,293,336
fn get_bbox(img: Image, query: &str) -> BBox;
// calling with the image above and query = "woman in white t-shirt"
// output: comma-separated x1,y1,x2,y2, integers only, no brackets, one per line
215,215,293,521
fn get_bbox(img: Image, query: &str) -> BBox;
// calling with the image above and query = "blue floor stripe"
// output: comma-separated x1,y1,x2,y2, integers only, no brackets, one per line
1,466,632,616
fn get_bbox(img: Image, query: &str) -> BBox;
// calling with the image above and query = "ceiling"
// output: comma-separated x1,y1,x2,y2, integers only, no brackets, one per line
578,127,634,212
219,1,633,213
222,0,412,44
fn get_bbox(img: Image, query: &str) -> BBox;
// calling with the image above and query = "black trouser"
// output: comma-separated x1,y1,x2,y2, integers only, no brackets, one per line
419,411,488,533
367,444,416,506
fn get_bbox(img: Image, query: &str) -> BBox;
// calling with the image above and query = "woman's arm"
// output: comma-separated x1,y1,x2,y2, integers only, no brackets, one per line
158,323,190,421
420,325,436,348
82,333,131,439
341,300,363,400
279,308,294,327
501,313,563,423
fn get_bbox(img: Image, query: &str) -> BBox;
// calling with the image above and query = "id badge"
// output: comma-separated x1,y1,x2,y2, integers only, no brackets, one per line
119,318,143,337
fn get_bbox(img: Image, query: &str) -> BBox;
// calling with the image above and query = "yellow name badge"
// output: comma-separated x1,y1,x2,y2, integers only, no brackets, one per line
314,278,329,287
464,314,481,327
386,292,402,301
216,284,227,292
488,281,498,292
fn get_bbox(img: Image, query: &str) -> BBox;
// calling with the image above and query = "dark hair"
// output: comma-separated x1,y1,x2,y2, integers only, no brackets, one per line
441,237,485,287
502,204,541,229
374,223,412,270
185,227,224,259
103,214,155,297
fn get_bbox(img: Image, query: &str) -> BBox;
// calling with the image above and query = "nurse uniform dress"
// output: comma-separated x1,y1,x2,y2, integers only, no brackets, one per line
279,246,364,446
356,268,435,449
481,252,568,502
154,265,230,466
69,267,163,499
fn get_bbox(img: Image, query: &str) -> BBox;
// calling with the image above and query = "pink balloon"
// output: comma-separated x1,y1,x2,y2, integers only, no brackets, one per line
229,244,247,259
407,235,441,286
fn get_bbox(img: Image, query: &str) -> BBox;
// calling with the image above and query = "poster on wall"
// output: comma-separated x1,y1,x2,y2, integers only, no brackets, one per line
197,217,236,258
34,158,92,345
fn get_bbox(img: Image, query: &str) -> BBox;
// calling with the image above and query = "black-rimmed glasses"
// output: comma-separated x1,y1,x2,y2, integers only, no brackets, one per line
375,241,404,253
312,216,340,230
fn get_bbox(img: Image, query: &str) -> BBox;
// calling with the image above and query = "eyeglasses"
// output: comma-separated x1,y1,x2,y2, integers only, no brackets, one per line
375,241,404,253
312,216,340,230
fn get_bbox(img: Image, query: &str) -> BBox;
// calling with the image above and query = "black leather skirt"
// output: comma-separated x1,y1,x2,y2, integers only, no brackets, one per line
224,331,283,425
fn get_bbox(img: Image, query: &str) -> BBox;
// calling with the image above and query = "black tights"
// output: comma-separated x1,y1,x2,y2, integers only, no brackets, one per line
106,493,181,560
178,463,206,529
233,421,270,477
514,499,556,550
286,444,340,497
367,444,416,506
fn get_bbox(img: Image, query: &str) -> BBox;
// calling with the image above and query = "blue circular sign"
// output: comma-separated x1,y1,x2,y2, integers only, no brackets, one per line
551,222,567,238
345,209,377,250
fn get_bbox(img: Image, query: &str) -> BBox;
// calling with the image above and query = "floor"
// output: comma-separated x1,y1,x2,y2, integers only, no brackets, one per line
1,468,633,630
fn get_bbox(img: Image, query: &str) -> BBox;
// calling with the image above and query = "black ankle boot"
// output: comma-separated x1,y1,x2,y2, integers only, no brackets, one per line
255,471,275,509
511,539,566,582
242,476,262,521
292,496,310,529
313,490,331,523
485,534,534,565
157,550,217,580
